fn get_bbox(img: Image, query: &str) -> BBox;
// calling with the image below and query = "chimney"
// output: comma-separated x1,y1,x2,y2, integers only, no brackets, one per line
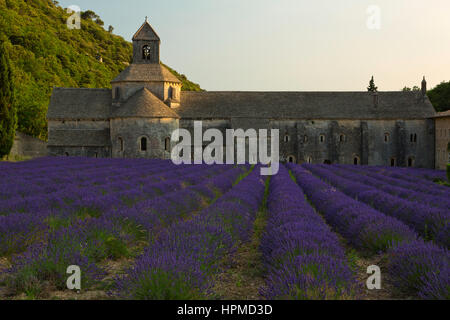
421,76,427,97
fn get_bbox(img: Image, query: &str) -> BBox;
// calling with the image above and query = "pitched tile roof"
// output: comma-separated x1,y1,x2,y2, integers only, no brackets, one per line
47,88,436,122
47,88,111,120
111,63,181,83
111,87,180,118
132,20,160,41
177,91,437,120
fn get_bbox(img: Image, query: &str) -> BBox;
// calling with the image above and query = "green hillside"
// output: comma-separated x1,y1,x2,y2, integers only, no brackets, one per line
0,0,202,140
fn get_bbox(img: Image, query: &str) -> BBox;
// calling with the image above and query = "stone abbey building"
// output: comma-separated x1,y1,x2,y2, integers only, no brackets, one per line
47,19,437,168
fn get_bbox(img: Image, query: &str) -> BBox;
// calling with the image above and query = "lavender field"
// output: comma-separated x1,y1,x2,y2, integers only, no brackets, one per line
0,158,448,300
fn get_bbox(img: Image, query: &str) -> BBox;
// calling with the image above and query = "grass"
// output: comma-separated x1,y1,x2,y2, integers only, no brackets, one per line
209,176,270,300
433,178,450,187
1,154,32,162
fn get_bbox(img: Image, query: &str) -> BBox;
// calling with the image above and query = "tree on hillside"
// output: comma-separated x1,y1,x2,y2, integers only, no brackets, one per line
402,86,420,92
367,76,378,92
0,0,202,140
81,10,99,20
0,42,17,158
427,81,450,112
95,18,104,27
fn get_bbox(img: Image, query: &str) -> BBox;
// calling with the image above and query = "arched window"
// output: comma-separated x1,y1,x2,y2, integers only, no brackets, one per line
407,157,415,167
115,87,120,100
353,156,360,165
284,135,290,143
384,133,390,143
165,137,171,152
287,155,296,163
320,135,325,143
339,134,346,143
142,45,151,60
94,152,98,158
323,159,331,165
118,137,124,152
140,137,147,151
390,158,396,167
306,156,313,164
168,87,175,99
64,152,69,157
304,135,308,143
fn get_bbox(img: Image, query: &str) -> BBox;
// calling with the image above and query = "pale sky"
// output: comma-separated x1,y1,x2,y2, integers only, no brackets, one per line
58,0,450,91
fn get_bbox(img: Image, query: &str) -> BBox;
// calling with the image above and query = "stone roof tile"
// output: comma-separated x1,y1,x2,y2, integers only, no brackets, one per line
111,87,180,119
47,88,111,120
132,21,160,41
111,63,181,83
177,91,437,120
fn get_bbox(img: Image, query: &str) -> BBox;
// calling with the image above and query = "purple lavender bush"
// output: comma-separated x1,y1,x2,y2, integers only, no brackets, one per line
302,164,449,248
260,165,359,299
112,167,266,299
388,240,449,300
288,164,418,254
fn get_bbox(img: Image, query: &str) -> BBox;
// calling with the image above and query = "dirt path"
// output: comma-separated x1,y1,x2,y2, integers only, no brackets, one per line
210,178,270,300
210,212,268,300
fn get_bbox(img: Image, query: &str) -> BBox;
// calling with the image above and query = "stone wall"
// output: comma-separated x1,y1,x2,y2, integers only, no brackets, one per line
47,146,111,158
9,131,47,158
45,115,436,169
177,118,435,168
367,119,434,168
435,116,450,170
110,117,179,159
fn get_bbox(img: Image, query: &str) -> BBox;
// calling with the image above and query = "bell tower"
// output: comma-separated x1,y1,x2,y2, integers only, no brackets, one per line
111,17,182,107
132,17,160,64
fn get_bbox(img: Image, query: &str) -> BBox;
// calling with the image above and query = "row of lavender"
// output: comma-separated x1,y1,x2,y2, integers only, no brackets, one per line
0,158,192,203
303,164,449,248
1,159,251,296
0,163,220,216
113,167,267,299
260,166,358,299
367,165,448,183
287,164,449,299
335,164,449,203
0,163,235,255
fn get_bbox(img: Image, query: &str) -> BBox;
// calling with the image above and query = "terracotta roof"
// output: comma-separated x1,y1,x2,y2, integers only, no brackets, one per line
111,88,180,119
111,63,181,83
177,91,437,120
47,88,111,120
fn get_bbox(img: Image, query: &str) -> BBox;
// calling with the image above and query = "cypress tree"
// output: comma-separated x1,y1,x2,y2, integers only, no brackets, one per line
367,76,378,92
0,41,17,158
